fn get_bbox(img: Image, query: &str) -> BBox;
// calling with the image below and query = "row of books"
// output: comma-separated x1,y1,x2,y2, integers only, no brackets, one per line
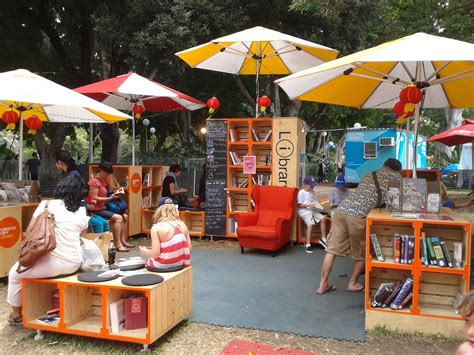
229,128,272,142
252,175,271,186
370,233,463,268
142,173,151,187
421,233,463,268
371,278,413,311
229,151,243,165
231,177,249,188
142,193,157,208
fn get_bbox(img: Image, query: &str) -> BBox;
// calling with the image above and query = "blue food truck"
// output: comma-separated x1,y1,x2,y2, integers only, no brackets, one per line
344,127,426,184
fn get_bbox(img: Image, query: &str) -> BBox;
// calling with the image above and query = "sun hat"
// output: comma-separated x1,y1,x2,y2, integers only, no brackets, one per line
335,175,346,188
158,197,174,207
303,176,317,188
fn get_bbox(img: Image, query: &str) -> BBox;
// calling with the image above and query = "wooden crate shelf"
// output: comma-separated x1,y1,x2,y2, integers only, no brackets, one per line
365,209,470,336
180,211,205,237
22,267,192,347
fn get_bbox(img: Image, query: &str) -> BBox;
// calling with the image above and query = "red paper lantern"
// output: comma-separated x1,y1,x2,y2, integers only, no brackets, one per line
132,104,145,118
25,115,43,135
257,96,271,113
207,97,220,114
400,86,422,104
393,101,406,117
2,110,19,130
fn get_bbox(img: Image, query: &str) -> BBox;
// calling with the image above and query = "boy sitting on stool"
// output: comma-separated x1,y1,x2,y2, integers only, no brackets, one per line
298,176,328,253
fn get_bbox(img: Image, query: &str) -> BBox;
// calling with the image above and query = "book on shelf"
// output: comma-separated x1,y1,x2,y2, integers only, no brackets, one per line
402,178,426,212
390,278,413,310
264,153,272,165
251,128,259,141
227,195,234,212
238,179,249,188
263,129,272,142
426,193,440,213
431,236,447,267
426,237,437,265
439,241,453,268
393,234,401,263
228,218,236,234
407,236,414,265
124,296,147,330
453,242,463,268
142,173,150,187
397,292,413,310
421,232,429,266
371,282,394,308
400,235,406,264
370,234,384,262
229,128,238,142
382,281,402,308
109,299,125,333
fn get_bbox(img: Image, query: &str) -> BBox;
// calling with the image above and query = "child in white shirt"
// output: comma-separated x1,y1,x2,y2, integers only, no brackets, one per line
297,176,328,253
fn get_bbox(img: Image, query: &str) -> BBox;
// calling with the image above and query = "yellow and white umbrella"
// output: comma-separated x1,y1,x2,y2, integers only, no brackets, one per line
276,32,474,170
0,69,131,178
176,26,338,114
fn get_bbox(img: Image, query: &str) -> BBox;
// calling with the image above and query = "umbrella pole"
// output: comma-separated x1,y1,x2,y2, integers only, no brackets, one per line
18,111,24,180
406,118,410,170
89,123,94,164
412,103,421,178
132,116,136,165
255,60,260,118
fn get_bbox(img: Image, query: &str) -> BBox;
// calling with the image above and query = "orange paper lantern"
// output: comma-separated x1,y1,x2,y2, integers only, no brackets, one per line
2,110,19,130
25,115,43,134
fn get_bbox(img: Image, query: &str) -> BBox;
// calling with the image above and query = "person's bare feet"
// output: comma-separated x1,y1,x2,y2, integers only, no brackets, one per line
346,283,364,292
315,285,336,295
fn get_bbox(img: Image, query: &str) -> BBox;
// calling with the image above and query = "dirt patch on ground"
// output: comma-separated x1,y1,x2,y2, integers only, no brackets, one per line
0,238,462,354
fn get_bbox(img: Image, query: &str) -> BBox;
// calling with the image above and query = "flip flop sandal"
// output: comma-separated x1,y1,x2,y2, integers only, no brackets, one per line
316,285,336,295
123,243,135,248
346,286,365,292
7,314,22,326
116,246,130,252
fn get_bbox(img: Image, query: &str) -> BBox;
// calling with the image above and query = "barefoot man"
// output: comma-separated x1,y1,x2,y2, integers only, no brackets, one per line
316,158,402,295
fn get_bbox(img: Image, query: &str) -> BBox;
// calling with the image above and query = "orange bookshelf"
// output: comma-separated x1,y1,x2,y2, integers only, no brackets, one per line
365,208,470,337
226,118,273,238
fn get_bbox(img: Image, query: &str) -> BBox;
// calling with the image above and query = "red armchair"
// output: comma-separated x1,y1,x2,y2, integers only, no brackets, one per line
236,185,298,256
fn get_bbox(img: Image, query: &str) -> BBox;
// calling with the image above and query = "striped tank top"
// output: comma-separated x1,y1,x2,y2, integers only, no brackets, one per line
146,221,191,269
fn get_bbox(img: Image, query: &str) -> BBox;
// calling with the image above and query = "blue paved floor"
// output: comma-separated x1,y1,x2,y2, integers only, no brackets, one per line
190,245,365,341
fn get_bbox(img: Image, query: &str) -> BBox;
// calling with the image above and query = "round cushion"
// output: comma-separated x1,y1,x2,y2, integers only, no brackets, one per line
121,274,164,286
146,265,184,273
77,271,120,283
120,264,145,271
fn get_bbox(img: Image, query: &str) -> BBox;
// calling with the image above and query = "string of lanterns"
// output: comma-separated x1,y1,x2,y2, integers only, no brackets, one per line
393,85,423,125
1,110,43,135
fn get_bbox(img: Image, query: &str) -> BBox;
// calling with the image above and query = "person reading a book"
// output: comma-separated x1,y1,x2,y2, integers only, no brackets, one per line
139,197,191,269
55,150,82,179
7,175,89,325
297,176,328,253
456,291,474,355
441,183,474,209
88,161,131,252
162,164,190,207
316,158,402,295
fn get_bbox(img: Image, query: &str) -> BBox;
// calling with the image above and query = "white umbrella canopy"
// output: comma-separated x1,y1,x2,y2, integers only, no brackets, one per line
0,69,131,178
276,32,474,171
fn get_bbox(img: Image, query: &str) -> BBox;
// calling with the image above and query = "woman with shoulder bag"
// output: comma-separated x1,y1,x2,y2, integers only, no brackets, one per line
88,161,131,252
7,175,89,325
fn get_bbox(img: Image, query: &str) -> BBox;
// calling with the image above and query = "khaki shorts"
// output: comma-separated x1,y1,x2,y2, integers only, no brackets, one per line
298,210,323,225
325,211,366,261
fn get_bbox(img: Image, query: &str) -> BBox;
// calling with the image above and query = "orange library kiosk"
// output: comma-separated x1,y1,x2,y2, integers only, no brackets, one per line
365,208,470,337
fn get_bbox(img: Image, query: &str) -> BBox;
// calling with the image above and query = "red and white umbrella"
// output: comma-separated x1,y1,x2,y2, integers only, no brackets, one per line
75,72,205,164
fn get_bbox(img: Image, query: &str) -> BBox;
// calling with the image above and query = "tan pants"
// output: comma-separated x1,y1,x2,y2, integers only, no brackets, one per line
325,211,366,261
8,254,80,307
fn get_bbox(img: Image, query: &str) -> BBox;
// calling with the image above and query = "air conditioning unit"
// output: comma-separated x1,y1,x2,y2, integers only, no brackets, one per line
379,137,395,146
364,142,377,159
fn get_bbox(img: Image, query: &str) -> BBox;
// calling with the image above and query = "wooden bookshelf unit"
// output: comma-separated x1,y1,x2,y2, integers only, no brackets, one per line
180,211,205,238
365,209,470,337
22,267,192,350
226,118,273,238
140,166,165,235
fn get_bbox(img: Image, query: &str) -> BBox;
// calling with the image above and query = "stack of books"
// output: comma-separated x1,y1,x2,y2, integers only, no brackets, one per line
371,277,413,310
229,128,239,142
420,232,460,268
393,234,415,264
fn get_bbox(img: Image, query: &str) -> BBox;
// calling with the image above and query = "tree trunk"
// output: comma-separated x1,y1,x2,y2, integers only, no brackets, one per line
273,82,281,117
285,100,302,117
439,108,464,160
234,77,255,108
100,124,120,163
139,125,147,156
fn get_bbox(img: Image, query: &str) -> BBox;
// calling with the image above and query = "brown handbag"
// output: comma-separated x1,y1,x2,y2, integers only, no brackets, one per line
17,200,56,274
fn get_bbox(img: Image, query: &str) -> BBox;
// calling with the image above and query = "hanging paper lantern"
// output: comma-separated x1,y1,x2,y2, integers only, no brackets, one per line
403,103,415,117
25,115,43,135
132,104,145,118
393,101,406,117
257,95,271,113
2,110,19,130
207,97,220,114
400,85,422,104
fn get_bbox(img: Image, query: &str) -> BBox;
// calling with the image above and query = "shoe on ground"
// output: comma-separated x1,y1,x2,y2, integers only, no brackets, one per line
305,244,314,253
319,238,328,249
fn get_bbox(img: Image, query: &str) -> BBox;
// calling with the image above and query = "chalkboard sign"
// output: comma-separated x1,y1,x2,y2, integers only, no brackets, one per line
205,120,227,236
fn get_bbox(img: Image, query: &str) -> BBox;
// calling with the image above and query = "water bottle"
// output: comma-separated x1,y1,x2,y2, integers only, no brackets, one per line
108,242,116,265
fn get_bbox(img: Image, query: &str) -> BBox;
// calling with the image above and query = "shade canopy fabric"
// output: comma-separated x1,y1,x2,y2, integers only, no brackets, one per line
426,119,474,146
275,32,474,110
0,69,131,123
75,72,205,112
175,26,339,75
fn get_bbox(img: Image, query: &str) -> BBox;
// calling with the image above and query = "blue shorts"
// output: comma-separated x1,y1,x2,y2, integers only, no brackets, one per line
89,215,110,233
